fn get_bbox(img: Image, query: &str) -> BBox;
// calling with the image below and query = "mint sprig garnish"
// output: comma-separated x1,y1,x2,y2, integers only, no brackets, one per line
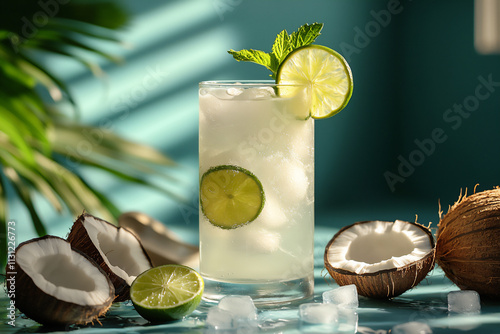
228,22,324,79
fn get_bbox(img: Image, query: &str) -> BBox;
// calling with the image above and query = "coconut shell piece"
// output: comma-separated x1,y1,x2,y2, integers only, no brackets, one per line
67,212,152,302
6,235,114,326
324,220,435,299
436,187,500,299
118,211,199,268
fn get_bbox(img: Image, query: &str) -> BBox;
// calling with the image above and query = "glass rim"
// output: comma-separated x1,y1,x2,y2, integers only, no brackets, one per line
199,80,306,88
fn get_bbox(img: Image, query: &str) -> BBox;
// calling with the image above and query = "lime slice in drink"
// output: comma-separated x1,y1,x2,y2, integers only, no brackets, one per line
200,165,265,229
276,45,353,119
130,265,204,322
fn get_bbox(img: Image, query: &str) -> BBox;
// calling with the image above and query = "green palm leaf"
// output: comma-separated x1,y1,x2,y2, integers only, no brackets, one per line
46,19,124,43
2,166,47,237
29,32,123,64
52,122,176,168
0,175,8,266
0,142,63,212
0,106,37,166
80,182,121,220
0,1,181,271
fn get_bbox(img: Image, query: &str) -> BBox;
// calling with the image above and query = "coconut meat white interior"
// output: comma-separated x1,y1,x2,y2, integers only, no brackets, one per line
17,238,111,306
326,220,433,274
83,216,151,285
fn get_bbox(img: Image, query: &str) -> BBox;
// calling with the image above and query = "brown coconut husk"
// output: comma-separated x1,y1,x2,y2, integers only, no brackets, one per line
6,236,114,326
67,212,152,302
436,186,500,299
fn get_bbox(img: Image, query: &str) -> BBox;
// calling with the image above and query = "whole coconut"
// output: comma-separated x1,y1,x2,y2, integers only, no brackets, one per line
436,187,500,299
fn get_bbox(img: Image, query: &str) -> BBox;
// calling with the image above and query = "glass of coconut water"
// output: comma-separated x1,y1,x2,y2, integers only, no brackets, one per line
198,81,314,305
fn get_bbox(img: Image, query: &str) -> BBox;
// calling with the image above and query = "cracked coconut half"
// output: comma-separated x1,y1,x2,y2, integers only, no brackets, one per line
324,220,435,298
67,213,152,302
6,236,115,326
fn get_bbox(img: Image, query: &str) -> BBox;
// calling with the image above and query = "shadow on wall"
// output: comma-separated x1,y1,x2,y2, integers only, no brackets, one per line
313,1,500,218
9,0,498,237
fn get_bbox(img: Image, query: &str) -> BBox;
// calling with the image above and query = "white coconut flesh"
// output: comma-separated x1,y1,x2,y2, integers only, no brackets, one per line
17,237,111,306
83,215,151,285
326,220,433,275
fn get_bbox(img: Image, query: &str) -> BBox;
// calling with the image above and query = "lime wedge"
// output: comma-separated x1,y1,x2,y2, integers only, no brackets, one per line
130,265,204,322
276,45,353,119
200,165,265,229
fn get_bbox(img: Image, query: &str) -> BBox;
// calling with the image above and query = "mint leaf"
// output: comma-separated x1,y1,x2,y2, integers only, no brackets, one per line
228,22,324,79
228,49,272,70
271,29,291,64
289,23,323,49
269,23,323,77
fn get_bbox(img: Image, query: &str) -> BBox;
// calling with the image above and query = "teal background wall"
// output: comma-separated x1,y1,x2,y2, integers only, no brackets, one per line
9,0,500,243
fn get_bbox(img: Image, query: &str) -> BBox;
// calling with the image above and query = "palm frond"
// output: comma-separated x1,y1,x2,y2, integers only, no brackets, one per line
34,152,117,222
55,1,129,30
15,53,71,103
0,140,64,212
0,49,36,88
51,121,185,202
0,0,129,34
0,173,8,270
0,93,52,153
46,19,124,43
52,122,176,168
80,181,121,221
24,31,123,64
2,166,47,236
0,106,37,166
0,173,7,223
0,1,183,270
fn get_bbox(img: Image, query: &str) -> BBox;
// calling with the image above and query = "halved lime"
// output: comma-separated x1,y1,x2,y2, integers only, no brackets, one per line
276,45,353,119
130,265,204,322
200,165,265,229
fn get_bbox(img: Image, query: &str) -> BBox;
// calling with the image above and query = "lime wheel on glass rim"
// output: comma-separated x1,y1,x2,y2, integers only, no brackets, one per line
276,45,353,119
200,165,265,229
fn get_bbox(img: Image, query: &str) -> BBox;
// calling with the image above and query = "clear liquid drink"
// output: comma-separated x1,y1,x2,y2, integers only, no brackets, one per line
199,81,314,305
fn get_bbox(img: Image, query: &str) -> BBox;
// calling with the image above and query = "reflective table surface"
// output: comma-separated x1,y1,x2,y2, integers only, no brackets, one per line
2,226,500,333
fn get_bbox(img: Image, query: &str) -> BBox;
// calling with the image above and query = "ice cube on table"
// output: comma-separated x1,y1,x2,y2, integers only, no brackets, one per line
447,290,481,314
337,308,358,333
206,296,259,331
206,307,233,330
218,295,258,320
218,295,259,330
299,303,338,324
322,284,359,309
391,321,432,334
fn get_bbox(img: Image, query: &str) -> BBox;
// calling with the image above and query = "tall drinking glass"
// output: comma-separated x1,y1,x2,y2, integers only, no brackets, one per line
198,81,314,305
